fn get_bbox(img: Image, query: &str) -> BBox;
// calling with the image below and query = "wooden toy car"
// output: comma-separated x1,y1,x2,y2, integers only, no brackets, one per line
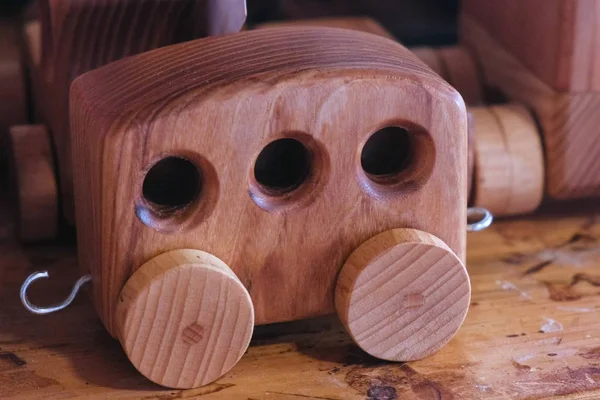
6,0,246,241
58,26,471,388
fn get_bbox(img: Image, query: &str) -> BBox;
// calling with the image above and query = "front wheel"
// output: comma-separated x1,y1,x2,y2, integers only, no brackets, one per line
335,228,470,361
116,249,254,389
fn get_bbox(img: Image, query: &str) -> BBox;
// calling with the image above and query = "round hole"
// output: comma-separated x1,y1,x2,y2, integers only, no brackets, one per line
254,138,311,195
361,127,412,181
358,123,436,196
142,157,201,215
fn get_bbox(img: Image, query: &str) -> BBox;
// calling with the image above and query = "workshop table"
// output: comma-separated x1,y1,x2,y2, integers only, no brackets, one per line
1,197,600,399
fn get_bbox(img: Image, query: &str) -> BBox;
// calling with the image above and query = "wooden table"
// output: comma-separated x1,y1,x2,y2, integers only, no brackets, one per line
1,195,600,399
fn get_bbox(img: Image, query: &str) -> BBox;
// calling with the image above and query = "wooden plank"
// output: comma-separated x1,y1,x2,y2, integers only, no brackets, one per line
2,195,600,398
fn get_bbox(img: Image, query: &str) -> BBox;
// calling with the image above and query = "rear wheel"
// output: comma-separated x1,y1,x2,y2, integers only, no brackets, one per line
335,228,470,361
116,249,254,389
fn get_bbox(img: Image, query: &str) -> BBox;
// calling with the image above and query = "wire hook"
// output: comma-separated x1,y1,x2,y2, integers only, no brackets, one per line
20,271,92,315
467,207,493,232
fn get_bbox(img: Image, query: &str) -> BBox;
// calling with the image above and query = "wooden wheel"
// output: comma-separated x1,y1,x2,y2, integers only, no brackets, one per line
335,229,470,361
471,104,544,216
116,249,254,389
7,125,58,242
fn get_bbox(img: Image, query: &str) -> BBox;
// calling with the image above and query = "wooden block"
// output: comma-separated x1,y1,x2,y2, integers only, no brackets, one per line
462,0,600,92
6,125,58,242
0,19,27,135
462,15,600,200
411,45,484,105
257,16,394,39
335,228,470,361
70,27,467,337
24,0,247,225
471,104,544,217
117,249,254,389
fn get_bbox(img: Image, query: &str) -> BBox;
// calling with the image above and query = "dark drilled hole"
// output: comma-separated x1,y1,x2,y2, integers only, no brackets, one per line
254,138,311,195
142,157,201,214
361,127,412,181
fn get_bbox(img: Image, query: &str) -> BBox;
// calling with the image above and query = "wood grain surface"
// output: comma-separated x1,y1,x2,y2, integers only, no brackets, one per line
336,229,470,362
2,193,600,399
471,104,544,217
462,0,600,92
117,249,254,388
24,0,246,224
461,15,600,200
6,125,58,242
70,26,467,337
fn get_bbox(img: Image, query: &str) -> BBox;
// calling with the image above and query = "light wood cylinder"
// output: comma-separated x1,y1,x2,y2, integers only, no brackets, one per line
116,249,254,389
7,125,58,242
335,229,470,362
471,104,544,216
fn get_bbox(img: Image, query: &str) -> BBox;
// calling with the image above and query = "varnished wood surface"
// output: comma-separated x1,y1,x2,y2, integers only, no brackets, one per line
2,195,600,398
70,27,467,336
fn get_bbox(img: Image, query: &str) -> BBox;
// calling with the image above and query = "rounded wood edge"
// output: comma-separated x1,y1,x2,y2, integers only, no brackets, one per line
438,46,484,106
490,104,544,215
335,229,470,362
116,249,254,389
7,125,58,242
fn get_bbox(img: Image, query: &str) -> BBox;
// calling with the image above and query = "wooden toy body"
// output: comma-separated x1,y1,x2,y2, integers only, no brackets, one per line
461,0,600,200
20,0,246,224
71,25,467,346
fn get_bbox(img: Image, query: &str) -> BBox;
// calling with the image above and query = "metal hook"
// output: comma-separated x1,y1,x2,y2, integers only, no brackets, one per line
20,271,92,315
467,207,493,232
